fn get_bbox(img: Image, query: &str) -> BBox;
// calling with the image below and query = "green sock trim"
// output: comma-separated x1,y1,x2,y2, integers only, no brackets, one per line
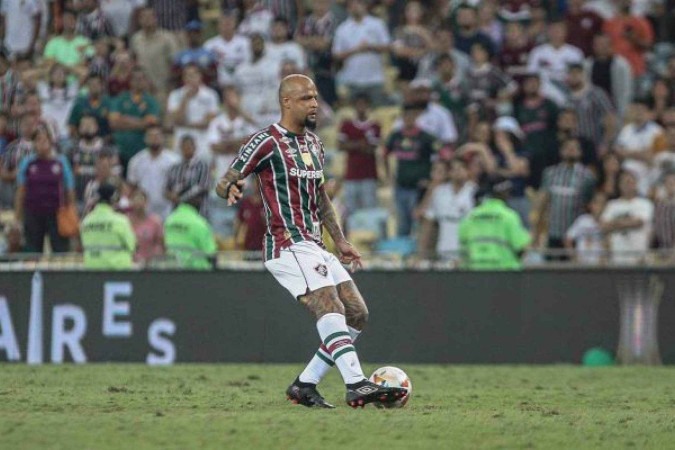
332,346,355,361
316,351,335,366
323,331,350,346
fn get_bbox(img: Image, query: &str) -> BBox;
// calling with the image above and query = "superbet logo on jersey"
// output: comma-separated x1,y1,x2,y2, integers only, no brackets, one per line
289,168,323,179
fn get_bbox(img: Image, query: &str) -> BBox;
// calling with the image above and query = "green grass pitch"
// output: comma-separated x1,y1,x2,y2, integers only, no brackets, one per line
1,364,674,449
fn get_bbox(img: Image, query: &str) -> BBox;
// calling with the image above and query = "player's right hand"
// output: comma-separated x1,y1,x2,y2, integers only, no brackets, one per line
216,179,245,205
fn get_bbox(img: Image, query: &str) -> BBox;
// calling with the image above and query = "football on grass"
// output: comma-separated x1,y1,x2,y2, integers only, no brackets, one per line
369,366,412,408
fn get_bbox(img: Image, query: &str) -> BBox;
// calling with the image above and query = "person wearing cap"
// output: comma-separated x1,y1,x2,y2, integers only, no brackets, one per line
171,20,218,89
81,183,136,269
458,176,530,270
163,193,217,270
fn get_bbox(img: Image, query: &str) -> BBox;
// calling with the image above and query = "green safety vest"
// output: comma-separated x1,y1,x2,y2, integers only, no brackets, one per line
80,203,136,269
164,204,217,270
459,198,531,270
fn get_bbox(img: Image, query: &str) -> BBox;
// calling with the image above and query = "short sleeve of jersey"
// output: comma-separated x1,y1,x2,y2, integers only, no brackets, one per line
230,131,273,177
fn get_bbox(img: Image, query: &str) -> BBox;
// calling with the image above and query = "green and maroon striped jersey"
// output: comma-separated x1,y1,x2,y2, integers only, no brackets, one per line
230,123,326,260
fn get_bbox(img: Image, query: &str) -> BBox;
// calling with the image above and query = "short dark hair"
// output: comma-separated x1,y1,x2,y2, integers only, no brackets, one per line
97,183,117,204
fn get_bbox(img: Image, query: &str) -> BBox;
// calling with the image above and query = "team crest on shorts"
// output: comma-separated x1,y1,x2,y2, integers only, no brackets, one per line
314,264,328,277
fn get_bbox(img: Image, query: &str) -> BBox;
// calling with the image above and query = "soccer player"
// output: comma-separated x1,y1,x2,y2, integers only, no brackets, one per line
215,74,407,408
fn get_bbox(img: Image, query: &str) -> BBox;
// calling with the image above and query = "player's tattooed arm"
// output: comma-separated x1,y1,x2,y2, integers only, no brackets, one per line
318,186,346,244
215,167,245,206
318,186,363,271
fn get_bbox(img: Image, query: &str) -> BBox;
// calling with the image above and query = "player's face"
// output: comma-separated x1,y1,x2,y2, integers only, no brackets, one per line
288,82,319,129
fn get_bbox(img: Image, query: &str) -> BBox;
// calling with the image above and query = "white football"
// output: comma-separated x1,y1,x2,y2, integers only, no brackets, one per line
369,366,412,408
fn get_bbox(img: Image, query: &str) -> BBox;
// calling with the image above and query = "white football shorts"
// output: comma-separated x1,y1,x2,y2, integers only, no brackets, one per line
264,240,352,300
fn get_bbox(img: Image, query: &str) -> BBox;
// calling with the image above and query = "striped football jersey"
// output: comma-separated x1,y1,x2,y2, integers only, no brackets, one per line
230,123,326,260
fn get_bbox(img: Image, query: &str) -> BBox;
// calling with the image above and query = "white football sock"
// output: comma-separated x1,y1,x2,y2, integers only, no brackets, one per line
315,313,365,385
298,325,362,385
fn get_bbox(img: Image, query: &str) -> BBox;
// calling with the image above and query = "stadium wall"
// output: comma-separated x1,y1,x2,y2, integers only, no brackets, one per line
0,270,673,364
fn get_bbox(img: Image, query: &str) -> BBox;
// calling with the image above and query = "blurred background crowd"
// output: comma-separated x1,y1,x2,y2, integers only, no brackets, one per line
0,0,674,269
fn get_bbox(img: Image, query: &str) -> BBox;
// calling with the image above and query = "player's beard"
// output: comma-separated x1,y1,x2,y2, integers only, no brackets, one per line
304,115,317,131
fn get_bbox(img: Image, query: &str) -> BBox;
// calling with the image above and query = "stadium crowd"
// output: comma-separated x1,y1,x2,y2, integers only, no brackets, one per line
0,0,674,268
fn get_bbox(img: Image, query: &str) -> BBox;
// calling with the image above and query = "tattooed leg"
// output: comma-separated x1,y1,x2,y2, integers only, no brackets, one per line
297,285,366,385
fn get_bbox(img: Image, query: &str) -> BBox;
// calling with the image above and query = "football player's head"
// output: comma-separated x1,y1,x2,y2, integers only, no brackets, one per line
279,74,319,130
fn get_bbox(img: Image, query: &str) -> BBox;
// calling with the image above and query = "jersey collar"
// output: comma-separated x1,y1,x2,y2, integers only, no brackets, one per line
273,123,305,138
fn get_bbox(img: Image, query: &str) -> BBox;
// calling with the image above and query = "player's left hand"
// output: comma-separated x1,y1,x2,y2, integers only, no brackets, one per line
337,240,363,272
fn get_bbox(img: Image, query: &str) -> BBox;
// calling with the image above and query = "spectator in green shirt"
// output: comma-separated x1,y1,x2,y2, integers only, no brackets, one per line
81,183,136,269
109,68,160,171
68,73,113,138
459,176,531,270
43,9,93,80
164,196,217,270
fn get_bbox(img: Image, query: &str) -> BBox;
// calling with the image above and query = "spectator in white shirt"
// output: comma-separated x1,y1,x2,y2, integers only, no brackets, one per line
206,86,257,182
127,125,180,220
266,16,306,71
204,85,257,239
565,191,607,264
332,0,391,106
167,64,220,160
419,158,477,263
204,11,252,87
527,20,584,105
614,99,666,195
37,64,79,143
601,170,654,265
233,33,282,128
0,0,43,57
100,0,146,37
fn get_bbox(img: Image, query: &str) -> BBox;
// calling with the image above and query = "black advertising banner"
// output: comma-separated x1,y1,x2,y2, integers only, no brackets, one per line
0,270,673,364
